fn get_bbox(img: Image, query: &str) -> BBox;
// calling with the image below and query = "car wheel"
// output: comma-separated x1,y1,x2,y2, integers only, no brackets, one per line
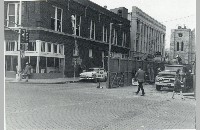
93,78,97,83
156,85,162,91
104,76,107,82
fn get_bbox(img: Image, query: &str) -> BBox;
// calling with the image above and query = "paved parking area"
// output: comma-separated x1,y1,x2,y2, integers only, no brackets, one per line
5,82,196,130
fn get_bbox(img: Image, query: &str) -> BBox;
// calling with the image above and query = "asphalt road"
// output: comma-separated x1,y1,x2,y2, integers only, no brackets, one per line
5,82,196,130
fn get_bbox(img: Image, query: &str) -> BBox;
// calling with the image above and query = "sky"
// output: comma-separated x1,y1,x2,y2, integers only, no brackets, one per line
90,0,196,49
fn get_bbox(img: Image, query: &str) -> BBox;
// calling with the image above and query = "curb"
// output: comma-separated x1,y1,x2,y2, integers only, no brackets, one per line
5,80,80,84
183,93,195,96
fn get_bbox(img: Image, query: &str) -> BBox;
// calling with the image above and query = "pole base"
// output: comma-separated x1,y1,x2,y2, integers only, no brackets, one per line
16,74,22,81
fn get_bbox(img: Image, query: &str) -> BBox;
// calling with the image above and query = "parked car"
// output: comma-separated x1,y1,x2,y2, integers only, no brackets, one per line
79,68,107,82
155,65,186,91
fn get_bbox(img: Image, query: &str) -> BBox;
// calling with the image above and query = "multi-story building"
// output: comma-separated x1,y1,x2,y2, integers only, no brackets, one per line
127,6,166,60
169,26,195,64
4,0,130,78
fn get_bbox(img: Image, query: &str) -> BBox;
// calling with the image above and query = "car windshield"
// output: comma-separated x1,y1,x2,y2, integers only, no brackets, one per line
165,66,183,72
88,68,98,72
158,74,175,78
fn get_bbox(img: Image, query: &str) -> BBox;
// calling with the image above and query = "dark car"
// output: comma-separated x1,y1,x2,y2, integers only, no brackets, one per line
155,64,192,91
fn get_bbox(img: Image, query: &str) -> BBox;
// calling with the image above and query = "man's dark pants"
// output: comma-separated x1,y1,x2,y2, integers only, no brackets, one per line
136,82,145,94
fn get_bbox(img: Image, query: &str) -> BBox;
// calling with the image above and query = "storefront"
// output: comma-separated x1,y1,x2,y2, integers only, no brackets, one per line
5,40,65,79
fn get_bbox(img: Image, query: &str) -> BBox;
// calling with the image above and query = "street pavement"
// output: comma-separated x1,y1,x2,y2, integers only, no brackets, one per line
5,82,196,130
5,77,80,84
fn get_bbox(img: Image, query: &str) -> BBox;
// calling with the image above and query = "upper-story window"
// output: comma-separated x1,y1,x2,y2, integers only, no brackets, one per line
59,44,64,55
89,49,93,58
181,42,184,51
7,3,20,27
41,42,46,52
102,25,108,42
115,30,118,45
28,42,36,51
177,42,179,51
51,6,63,32
90,20,95,39
71,14,81,36
178,33,183,37
47,43,51,52
73,42,79,57
112,28,118,45
53,44,58,53
112,28,116,44
6,41,17,51
122,32,126,47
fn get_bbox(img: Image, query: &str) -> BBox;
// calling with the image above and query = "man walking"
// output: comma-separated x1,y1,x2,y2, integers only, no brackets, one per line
135,66,146,96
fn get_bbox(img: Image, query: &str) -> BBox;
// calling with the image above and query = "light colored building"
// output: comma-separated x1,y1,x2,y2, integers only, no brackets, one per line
128,6,166,60
169,26,195,64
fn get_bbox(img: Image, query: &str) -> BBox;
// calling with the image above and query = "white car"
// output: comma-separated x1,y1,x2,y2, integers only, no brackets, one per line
79,68,107,82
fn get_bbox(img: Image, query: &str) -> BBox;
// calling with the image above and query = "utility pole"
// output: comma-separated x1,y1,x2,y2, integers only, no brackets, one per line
17,0,22,81
107,23,113,88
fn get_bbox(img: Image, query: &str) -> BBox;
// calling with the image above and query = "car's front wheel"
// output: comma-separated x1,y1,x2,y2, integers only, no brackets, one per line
93,78,97,83
156,85,162,91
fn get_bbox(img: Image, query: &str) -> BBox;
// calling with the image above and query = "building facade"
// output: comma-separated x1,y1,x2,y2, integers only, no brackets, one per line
128,6,166,60
169,26,195,64
4,0,130,78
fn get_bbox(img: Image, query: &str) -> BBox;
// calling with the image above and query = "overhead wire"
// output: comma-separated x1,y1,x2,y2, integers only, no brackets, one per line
161,15,195,23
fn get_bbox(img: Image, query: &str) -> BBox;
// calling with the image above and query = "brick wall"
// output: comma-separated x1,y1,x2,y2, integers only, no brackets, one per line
4,0,131,78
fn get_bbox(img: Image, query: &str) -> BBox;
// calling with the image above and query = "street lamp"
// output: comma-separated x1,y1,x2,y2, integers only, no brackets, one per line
106,23,113,88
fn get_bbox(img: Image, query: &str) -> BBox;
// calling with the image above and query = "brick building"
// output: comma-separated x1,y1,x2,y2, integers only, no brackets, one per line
127,6,166,60
169,26,196,64
4,0,130,78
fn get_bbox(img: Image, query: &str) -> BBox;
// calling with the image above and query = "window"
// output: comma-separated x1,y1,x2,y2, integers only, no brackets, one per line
89,49,93,58
115,30,118,45
181,42,184,51
118,10,122,16
6,41,16,51
178,33,183,37
7,3,20,27
41,42,45,52
177,42,179,51
59,44,64,54
28,42,36,51
51,6,63,32
111,28,114,44
73,42,79,57
112,28,118,45
54,44,57,53
47,43,51,52
103,25,108,42
112,29,116,44
71,14,81,36
90,20,95,39
122,32,126,47
136,40,139,51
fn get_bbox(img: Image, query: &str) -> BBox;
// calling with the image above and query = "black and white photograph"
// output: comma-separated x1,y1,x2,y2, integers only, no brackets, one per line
4,0,196,129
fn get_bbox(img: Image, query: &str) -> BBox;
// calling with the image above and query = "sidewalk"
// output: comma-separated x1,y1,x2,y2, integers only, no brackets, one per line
5,77,80,84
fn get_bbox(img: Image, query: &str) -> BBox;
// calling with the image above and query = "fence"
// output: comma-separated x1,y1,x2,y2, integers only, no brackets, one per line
109,58,167,88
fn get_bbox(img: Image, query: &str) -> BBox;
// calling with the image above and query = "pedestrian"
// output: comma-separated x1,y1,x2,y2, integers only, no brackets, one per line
16,64,18,74
172,69,185,100
135,66,146,96
23,62,31,82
